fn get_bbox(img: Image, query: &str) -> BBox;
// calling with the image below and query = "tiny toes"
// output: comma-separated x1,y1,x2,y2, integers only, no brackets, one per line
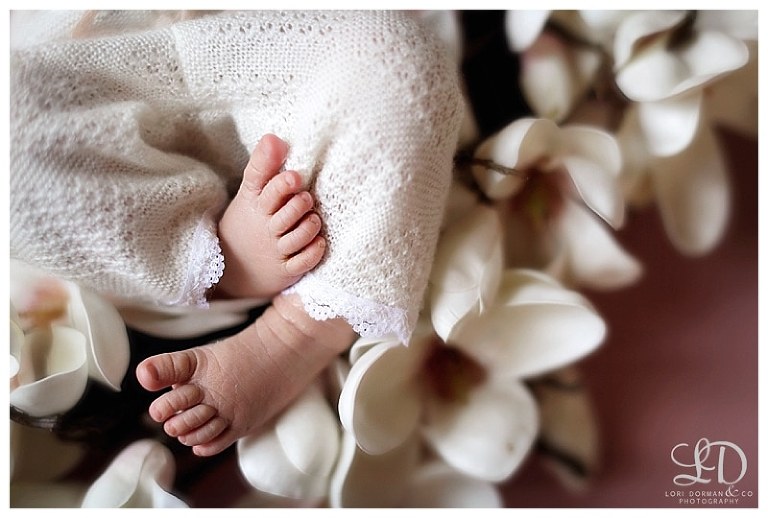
278,213,322,256
164,404,217,438
269,191,314,236
192,430,239,457
136,349,198,392
285,235,326,276
149,383,204,422
179,416,228,447
260,170,303,215
240,134,289,195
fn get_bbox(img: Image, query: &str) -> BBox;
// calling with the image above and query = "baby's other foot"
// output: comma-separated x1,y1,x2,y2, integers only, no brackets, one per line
135,294,356,456
216,134,326,299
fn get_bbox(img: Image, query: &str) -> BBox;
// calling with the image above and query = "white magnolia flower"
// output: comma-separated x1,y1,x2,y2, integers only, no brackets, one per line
329,431,502,508
504,10,551,52
519,30,601,123
339,266,605,483
81,440,188,508
613,10,752,157
505,11,636,124
472,118,641,290
618,105,730,256
237,382,340,504
10,259,130,416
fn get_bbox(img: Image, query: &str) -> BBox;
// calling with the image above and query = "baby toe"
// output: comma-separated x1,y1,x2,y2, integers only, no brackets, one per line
192,429,240,457
164,404,217,438
277,212,322,256
179,416,229,447
269,191,314,236
136,349,199,392
260,170,303,215
240,134,289,196
148,383,204,422
284,235,326,276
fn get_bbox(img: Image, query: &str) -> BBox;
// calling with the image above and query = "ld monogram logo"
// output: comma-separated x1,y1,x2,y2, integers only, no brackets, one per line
671,438,747,486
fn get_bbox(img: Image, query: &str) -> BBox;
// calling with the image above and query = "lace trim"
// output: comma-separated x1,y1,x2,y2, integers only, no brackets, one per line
172,214,225,307
284,272,414,345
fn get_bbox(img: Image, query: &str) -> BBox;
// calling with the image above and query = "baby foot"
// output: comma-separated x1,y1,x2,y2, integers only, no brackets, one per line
216,134,326,300
136,293,356,456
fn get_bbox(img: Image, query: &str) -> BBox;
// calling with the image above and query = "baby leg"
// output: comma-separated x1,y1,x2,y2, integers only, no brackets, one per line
215,134,326,300
136,293,355,456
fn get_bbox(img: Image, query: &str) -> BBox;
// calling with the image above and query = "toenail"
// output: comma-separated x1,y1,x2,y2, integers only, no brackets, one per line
284,172,298,188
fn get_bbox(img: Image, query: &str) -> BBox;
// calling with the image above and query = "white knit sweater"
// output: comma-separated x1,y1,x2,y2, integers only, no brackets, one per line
10,11,464,343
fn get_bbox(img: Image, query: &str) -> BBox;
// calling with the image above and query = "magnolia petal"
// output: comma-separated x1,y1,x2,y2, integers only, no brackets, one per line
678,32,748,91
117,298,260,339
326,357,351,406
637,92,702,157
81,439,187,508
9,259,61,315
560,125,622,179
493,268,588,307
577,10,635,47
328,431,419,508
401,460,503,507
521,33,601,123
237,427,328,502
338,337,429,455
429,204,503,342
67,284,129,391
10,354,20,380
556,200,643,290
617,30,749,102
504,10,550,52
696,10,758,41
422,379,538,482
531,366,599,492
348,334,399,365
11,326,89,417
11,421,85,483
10,318,23,379
11,482,87,508
521,32,577,122
651,123,730,256
520,32,576,122
613,10,686,69
453,270,606,379
275,383,340,478
472,118,557,199
560,147,624,228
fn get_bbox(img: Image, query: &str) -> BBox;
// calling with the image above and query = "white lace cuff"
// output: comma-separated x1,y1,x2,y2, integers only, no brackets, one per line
284,272,414,345
171,214,225,307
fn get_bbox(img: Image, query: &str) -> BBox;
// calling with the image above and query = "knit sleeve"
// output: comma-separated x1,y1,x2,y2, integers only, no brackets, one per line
10,18,230,307
172,11,465,342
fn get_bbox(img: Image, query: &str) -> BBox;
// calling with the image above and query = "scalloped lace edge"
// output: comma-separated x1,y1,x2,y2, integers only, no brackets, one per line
171,214,225,307
284,272,414,345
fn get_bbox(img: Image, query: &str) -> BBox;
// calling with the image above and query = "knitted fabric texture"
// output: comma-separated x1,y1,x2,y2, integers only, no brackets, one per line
10,11,464,343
